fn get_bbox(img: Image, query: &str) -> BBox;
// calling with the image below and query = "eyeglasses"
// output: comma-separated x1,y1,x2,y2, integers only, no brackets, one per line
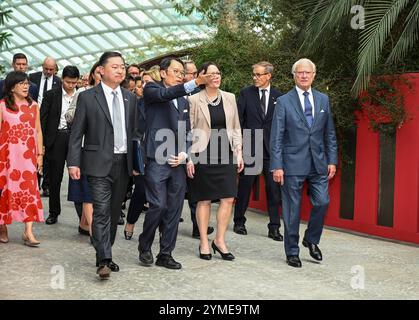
207,72,221,77
295,71,314,77
168,68,185,77
252,72,269,79
16,81,30,87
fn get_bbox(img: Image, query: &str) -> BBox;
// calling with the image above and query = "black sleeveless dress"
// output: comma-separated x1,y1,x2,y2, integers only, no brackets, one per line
188,98,237,202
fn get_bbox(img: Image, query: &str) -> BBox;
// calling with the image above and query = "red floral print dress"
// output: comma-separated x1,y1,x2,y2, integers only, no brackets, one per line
0,100,44,225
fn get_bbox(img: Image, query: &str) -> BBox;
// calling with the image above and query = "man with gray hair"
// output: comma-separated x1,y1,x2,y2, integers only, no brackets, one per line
270,58,337,268
234,61,283,241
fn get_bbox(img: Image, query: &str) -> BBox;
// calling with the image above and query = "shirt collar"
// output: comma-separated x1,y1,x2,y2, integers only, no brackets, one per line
62,88,75,98
101,81,122,96
259,84,271,94
295,85,312,97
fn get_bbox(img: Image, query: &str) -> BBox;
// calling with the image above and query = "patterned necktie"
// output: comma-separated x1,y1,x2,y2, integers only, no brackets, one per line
303,91,313,127
111,91,124,150
260,89,267,116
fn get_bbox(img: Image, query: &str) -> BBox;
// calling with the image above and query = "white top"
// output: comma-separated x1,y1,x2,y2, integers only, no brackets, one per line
101,82,127,153
295,86,314,118
59,88,75,129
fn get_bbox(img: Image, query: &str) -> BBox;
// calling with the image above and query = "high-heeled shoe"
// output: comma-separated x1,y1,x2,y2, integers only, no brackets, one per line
124,226,134,240
22,232,40,247
0,225,9,243
211,241,235,261
199,245,212,260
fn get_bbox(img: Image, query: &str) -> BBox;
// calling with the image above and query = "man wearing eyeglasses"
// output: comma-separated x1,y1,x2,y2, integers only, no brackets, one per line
234,61,284,241
138,57,213,270
270,58,337,268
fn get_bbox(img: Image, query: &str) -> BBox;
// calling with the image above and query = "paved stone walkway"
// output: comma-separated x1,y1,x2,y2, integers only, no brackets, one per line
1,175,418,300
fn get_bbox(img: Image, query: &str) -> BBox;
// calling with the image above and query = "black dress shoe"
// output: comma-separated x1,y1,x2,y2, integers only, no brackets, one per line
118,216,125,225
302,239,323,261
155,254,182,269
192,226,215,239
139,250,154,266
286,255,302,268
45,215,58,225
233,224,247,235
211,241,235,261
199,246,212,260
268,229,284,241
78,226,90,236
108,260,120,272
96,265,111,279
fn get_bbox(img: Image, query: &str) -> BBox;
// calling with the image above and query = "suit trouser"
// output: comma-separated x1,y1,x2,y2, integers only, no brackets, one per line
88,154,129,263
139,159,186,256
48,131,70,217
234,159,282,229
126,175,147,225
281,163,330,256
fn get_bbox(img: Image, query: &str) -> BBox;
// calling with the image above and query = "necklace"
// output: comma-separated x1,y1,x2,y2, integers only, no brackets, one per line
205,90,221,106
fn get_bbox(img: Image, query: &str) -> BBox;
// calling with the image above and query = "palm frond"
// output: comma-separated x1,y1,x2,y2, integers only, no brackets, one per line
352,0,411,95
387,0,419,63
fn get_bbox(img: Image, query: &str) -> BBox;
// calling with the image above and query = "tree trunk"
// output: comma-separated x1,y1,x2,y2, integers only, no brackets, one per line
219,0,239,31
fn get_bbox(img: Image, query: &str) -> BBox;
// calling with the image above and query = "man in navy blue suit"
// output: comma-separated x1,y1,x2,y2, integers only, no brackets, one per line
270,58,337,268
0,53,38,101
138,57,213,270
234,61,283,241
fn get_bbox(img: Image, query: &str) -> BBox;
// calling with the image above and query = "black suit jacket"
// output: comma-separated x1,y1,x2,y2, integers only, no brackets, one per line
237,85,282,160
0,79,39,101
67,84,138,177
143,81,191,161
40,87,65,148
29,71,61,97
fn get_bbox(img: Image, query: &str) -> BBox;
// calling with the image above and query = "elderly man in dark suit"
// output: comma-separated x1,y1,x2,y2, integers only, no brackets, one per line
270,58,338,268
67,52,139,279
0,53,38,101
138,57,213,270
41,65,79,225
234,61,283,241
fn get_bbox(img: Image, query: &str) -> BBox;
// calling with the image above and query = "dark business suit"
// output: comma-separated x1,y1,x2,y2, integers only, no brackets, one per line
270,87,338,256
40,87,71,218
0,79,38,101
139,81,191,256
234,85,283,231
67,84,138,263
29,71,61,193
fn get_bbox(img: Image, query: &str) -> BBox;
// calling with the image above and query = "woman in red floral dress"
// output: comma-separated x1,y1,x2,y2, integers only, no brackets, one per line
0,71,44,246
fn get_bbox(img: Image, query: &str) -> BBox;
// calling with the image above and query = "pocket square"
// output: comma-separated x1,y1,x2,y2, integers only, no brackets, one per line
320,109,325,113
183,109,188,113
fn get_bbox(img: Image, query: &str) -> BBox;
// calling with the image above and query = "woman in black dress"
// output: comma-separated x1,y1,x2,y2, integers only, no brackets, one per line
187,62,244,260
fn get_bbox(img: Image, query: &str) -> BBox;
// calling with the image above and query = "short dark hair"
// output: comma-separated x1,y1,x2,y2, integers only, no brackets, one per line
98,51,124,66
62,65,80,79
12,53,28,64
127,64,140,72
159,57,184,71
4,71,32,111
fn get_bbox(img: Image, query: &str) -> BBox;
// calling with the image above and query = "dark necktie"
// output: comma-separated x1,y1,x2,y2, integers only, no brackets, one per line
303,91,313,127
260,89,267,116
42,77,48,97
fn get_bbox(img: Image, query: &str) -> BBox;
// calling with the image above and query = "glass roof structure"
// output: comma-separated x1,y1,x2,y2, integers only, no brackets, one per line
0,0,211,73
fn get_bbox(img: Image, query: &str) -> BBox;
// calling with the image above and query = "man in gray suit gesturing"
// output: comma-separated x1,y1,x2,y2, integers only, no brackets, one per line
270,58,338,268
67,52,138,279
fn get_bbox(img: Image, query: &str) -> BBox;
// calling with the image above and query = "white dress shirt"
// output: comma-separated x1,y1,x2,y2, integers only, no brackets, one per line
101,82,127,153
59,88,75,129
295,86,315,118
38,74,54,106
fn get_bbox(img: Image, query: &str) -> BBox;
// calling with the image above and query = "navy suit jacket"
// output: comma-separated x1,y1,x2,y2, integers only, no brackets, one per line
237,85,282,160
0,79,38,101
40,87,64,148
29,71,61,99
143,81,191,162
270,87,338,175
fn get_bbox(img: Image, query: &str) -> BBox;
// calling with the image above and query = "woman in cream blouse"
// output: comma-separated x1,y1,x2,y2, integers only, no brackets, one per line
187,61,244,261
